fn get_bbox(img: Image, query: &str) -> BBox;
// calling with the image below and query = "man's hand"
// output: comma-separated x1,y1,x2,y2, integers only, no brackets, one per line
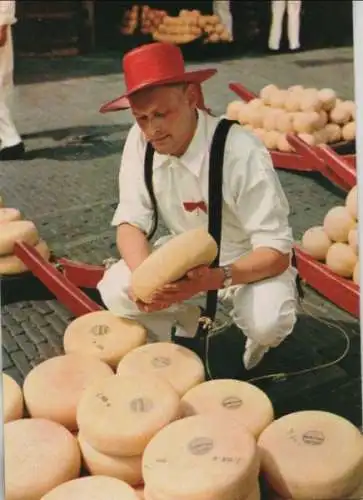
0,26,8,47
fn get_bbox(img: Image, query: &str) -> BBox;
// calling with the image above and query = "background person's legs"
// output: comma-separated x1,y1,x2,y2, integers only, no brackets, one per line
268,0,287,50
287,0,302,50
213,0,233,39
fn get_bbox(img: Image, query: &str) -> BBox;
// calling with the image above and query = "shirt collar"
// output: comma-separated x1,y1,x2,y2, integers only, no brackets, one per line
152,109,208,177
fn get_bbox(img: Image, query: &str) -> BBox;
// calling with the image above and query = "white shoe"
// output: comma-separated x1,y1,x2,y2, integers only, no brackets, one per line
243,339,269,370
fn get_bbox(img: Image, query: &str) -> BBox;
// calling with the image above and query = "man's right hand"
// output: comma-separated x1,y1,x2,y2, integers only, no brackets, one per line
0,26,7,47
127,287,169,313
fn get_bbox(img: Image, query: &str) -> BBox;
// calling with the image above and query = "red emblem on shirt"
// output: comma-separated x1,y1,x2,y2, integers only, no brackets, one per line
183,201,207,213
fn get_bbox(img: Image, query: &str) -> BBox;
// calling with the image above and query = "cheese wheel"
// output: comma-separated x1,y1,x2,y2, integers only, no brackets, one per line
41,476,139,500
0,207,21,224
180,379,274,438
0,220,39,256
346,186,358,220
143,484,260,500
3,372,24,422
342,121,356,141
0,239,50,275
142,414,259,500
301,226,332,260
325,243,357,278
5,418,81,500
63,311,147,369
323,206,356,242
77,373,180,457
348,228,358,254
0,194,4,207
23,353,114,431
116,342,205,396
258,410,363,499
226,101,245,120
318,88,337,111
78,433,143,486
131,227,218,303
353,262,359,284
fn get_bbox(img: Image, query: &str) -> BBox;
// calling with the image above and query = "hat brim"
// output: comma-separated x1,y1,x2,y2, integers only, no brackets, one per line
99,68,217,114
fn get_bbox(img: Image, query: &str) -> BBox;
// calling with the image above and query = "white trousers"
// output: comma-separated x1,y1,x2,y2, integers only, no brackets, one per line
213,0,233,38
0,91,21,149
97,253,298,354
268,0,302,50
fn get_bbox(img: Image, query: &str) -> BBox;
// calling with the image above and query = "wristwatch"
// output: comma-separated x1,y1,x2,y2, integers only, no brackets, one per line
221,265,233,288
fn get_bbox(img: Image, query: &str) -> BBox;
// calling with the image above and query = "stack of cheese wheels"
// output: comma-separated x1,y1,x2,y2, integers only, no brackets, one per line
63,310,147,369
121,5,139,35
41,476,140,500
23,353,114,432
3,372,24,422
301,185,359,283
180,379,274,438
225,84,356,152
0,218,50,275
142,413,260,500
152,10,203,45
140,6,167,35
116,342,205,397
5,418,81,500
131,227,218,304
76,373,180,486
258,410,363,499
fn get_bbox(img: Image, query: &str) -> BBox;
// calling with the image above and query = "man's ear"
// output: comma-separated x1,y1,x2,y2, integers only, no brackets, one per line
185,84,199,109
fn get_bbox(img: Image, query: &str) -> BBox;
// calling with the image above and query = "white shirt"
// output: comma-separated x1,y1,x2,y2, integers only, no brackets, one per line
112,109,293,266
0,1,16,91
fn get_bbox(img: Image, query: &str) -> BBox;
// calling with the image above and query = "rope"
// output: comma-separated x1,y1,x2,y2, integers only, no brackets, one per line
201,295,351,383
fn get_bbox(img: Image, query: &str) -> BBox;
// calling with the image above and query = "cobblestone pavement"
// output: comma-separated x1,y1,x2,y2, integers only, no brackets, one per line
1,46,361,427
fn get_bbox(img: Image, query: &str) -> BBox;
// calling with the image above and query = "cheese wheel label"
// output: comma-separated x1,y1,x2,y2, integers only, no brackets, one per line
151,356,172,368
90,324,111,336
221,396,243,409
130,397,154,413
302,430,325,445
188,436,214,455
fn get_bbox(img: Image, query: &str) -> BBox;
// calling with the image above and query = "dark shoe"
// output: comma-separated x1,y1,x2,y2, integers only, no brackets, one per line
0,142,25,161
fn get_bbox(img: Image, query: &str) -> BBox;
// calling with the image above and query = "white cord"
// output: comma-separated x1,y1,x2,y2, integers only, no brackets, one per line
202,297,351,383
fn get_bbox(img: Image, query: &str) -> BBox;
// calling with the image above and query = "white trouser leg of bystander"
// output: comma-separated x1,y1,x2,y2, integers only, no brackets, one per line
287,0,302,50
0,91,21,149
268,0,287,50
213,0,233,39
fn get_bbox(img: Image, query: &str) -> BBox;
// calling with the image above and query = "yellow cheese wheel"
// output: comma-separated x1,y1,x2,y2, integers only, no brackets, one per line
297,133,316,146
78,433,142,486
258,410,363,500
260,84,279,104
248,98,264,109
143,483,260,500
0,194,4,207
284,93,301,112
77,373,180,457
63,310,147,369
245,108,264,128
346,186,358,220
276,113,295,133
131,227,218,303
301,226,332,260
353,262,359,284
276,134,294,152
116,342,205,396
0,239,50,275
23,353,114,431
293,113,316,134
330,105,351,125
325,242,358,278
226,101,245,120
324,123,342,143
0,220,39,256
263,130,280,150
3,372,24,422
180,378,274,438
5,418,81,500
142,414,259,500
318,88,337,111
0,207,21,224
41,476,140,500
342,121,356,141
269,90,288,108
323,206,356,242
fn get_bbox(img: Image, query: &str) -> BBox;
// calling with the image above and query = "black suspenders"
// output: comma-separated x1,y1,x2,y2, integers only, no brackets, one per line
143,119,303,340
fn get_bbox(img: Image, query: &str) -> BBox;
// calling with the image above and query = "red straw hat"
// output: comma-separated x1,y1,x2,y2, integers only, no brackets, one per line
100,42,217,113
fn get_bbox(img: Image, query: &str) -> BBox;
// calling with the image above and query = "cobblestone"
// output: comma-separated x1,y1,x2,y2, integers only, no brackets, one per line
1,45,360,427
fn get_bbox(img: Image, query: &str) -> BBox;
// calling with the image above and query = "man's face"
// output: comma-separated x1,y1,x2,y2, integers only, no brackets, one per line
130,83,198,156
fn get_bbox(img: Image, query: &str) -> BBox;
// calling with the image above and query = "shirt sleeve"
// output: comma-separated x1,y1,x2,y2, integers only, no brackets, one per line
111,124,155,235
229,131,294,254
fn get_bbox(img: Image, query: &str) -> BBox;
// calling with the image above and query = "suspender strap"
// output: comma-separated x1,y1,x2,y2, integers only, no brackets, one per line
144,142,158,241
291,247,304,300
196,119,238,338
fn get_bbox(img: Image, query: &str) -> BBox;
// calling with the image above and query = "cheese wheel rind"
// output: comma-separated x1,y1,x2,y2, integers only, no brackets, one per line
0,220,39,256
5,418,81,500
258,410,363,499
0,207,22,224
180,378,274,437
78,433,143,486
142,414,259,500
23,353,114,431
3,373,24,422
41,475,140,500
116,342,205,396
63,311,147,368
76,373,180,457
131,227,218,303
0,239,50,275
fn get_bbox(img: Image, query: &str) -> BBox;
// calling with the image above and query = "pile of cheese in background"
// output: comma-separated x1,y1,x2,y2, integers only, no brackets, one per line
0,195,50,275
226,84,356,152
121,5,232,44
301,185,359,284
4,306,363,500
